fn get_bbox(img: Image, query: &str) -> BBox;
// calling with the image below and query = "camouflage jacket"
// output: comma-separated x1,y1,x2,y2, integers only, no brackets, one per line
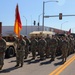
24,38,31,47
31,39,38,48
17,39,26,51
0,38,6,52
45,37,51,47
38,39,47,48
50,38,58,48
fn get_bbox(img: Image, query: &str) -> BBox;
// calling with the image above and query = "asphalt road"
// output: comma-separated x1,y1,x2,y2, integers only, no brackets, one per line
0,53,75,75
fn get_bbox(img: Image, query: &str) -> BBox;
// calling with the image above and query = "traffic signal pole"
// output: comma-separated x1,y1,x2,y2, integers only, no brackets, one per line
44,14,75,18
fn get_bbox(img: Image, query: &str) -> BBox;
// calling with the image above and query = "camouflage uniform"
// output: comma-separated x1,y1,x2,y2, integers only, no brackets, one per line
70,37,74,53
45,35,51,58
38,37,46,60
24,36,30,59
56,37,62,56
50,36,57,61
15,35,26,67
31,37,38,59
67,36,71,56
0,36,6,70
61,36,68,63
67,35,74,55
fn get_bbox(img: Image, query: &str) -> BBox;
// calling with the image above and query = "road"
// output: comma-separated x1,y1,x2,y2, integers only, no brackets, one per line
0,53,75,75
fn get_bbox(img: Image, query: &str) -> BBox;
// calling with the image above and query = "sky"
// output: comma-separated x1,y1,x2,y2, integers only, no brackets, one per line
0,0,75,33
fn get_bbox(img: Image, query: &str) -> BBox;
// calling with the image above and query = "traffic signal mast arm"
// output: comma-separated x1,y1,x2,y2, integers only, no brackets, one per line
44,14,75,18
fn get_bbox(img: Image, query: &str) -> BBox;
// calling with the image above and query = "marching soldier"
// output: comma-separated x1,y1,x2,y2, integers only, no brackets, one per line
15,35,26,67
0,34,6,70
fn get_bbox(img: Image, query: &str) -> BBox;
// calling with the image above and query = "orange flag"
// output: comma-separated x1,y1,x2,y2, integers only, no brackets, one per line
14,4,22,37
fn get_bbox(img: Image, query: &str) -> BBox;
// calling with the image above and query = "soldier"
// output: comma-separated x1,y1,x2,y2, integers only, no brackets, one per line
61,35,68,63
45,34,51,58
30,36,38,59
66,35,71,56
50,35,58,61
70,35,75,54
38,36,46,60
0,34,6,70
56,35,62,56
23,36,30,59
15,35,26,67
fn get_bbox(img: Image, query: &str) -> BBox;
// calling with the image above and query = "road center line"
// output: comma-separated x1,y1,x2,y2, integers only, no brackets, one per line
49,55,75,75
54,55,75,75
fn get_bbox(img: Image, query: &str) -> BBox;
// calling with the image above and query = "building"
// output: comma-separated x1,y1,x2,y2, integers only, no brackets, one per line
1,25,68,38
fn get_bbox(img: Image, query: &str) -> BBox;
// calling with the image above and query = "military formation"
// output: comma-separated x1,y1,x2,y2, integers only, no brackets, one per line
0,33,75,70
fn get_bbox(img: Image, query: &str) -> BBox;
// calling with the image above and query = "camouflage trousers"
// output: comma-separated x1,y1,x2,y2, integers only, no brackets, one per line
0,53,5,66
0,53,5,69
31,47,36,59
61,46,68,62
45,46,50,58
38,47,45,59
16,50,24,66
50,47,56,60
25,46,29,59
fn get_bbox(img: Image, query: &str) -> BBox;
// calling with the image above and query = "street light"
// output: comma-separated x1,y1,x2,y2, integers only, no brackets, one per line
23,16,27,35
42,0,58,31
61,21,68,30
38,13,42,31
38,13,42,26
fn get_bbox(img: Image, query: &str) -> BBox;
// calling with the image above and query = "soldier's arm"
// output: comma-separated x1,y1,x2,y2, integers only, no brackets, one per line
3,39,6,52
22,39,26,46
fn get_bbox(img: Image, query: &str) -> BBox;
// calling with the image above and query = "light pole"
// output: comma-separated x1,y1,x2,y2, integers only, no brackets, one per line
38,13,42,31
42,0,58,31
61,21,68,30
38,13,42,26
23,16,27,35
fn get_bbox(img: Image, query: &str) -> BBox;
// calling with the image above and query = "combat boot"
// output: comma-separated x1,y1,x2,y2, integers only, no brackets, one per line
0,65,3,70
20,64,23,67
15,64,19,67
0,67,2,70
50,58,55,61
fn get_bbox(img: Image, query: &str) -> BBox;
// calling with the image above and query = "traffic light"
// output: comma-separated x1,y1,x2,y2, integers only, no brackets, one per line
34,20,36,25
38,22,39,26
59,13,62,20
